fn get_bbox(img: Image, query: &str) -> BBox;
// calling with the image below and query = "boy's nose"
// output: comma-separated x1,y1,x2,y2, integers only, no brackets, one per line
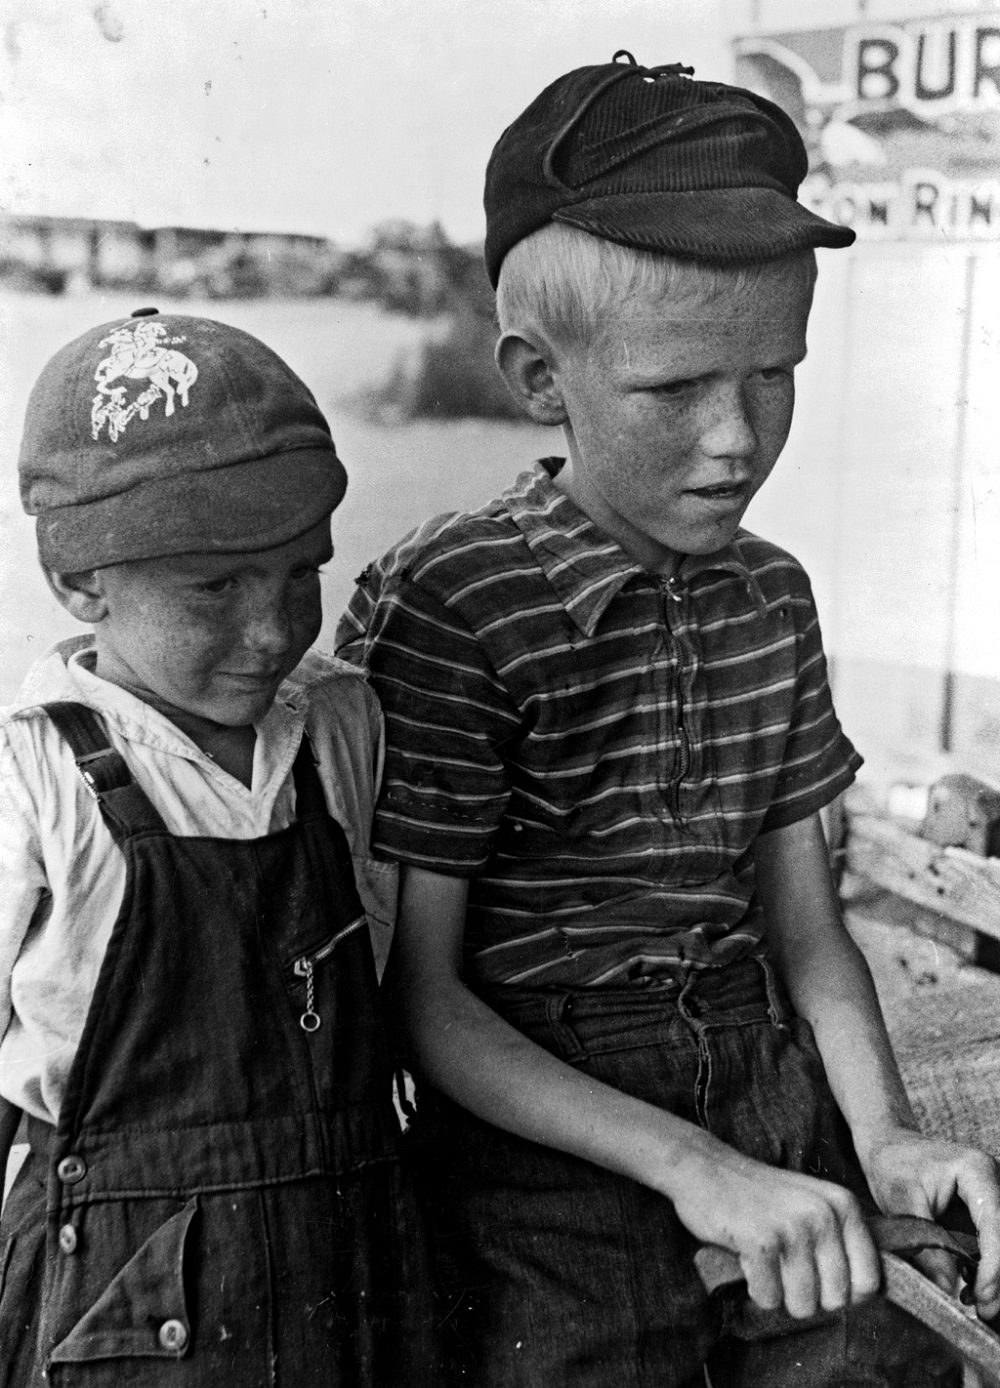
700,385,758,460
242,601,293,656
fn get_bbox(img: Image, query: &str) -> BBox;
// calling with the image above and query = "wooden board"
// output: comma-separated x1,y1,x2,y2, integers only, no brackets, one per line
845,813,1000,939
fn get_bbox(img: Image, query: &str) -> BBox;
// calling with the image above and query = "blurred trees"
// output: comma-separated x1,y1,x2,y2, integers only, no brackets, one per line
1,213,520,419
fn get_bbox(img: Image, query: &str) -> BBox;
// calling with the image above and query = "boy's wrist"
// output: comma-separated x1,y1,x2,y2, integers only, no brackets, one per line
632,1114,739,1200
849,1114,923,1171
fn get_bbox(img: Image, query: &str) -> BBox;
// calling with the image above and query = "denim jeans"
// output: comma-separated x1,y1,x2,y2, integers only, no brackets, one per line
408,955,957,1387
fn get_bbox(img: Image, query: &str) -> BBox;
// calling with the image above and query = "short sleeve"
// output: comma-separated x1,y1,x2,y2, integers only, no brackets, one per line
347,574,522,874
760,590,862,833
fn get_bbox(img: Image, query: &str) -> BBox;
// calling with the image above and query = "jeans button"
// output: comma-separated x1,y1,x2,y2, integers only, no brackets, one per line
58,1223,78,1254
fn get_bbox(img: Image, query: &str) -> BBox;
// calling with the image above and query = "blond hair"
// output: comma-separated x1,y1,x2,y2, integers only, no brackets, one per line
496,224,817,348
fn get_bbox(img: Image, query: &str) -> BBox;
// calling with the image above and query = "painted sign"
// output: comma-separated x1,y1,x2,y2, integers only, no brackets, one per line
734,13,1000,240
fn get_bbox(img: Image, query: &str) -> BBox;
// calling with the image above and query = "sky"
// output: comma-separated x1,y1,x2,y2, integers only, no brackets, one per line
0,0,736,247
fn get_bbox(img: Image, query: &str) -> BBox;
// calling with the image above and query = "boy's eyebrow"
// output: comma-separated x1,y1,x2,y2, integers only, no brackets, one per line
627,344,809,385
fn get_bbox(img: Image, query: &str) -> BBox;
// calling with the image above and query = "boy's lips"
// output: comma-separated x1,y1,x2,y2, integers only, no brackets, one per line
686,479,752,504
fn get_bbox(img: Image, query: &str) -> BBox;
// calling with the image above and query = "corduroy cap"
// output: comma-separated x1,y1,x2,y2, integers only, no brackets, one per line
19,309,348,571
484,50,855,286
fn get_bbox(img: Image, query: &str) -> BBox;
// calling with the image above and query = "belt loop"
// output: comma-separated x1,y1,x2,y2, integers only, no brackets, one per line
756,955,790,1029
545,993,588,1062
677,972,703,1032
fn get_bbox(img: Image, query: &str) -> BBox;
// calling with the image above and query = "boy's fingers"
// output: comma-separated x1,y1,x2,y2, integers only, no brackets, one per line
913,1247,960,1299
966,1185,1000,1313
975,1280,1000,1324
779,1214,864,1319
811,1232,852,1314
746,1210,865,1319
842,1206,882,1305
779,1239,823,1320
742,1253,784,1314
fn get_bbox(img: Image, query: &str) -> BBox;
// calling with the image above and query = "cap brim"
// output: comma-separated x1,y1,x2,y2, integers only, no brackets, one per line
36,447,347,571
553,185,855,264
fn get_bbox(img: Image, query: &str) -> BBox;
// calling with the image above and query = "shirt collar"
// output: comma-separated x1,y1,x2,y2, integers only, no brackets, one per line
502,460,767,636
12,635,308,776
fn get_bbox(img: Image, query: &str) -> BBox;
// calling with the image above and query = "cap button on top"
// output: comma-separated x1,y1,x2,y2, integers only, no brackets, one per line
56,1153,87,1184
158,1319,189,1353
130,305,160,317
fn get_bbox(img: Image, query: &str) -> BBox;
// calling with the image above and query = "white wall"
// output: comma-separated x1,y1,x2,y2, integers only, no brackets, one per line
746,238,1000,787
733,1,1000,788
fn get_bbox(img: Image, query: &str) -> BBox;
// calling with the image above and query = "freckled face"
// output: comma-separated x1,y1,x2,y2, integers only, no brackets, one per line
91,519,332,729
550,260,814,572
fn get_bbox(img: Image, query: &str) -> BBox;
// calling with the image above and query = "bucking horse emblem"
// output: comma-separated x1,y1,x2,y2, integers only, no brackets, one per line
91,322,199,442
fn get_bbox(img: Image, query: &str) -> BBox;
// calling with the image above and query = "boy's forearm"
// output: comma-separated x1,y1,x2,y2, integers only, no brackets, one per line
393,942,718,1195
775,915,918,1153
390,864,795,1201
396,933,886,1300
754,813,918,1156
757,814,1000,1317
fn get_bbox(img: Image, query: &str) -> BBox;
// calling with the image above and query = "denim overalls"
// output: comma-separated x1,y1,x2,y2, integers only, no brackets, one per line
0,702,431,1387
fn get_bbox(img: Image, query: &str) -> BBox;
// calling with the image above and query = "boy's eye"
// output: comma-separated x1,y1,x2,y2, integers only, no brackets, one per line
653,379,696,397
760,366,792,383
195,576,239,595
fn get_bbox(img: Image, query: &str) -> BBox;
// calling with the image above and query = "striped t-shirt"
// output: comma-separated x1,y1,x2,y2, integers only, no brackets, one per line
337,460,861,988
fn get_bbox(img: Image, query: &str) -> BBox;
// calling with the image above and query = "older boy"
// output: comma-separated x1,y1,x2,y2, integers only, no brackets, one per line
337,55,1000,1386
0,311,430,1386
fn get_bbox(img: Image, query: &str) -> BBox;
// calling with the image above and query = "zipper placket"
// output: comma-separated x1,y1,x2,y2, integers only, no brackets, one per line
292,915,367,1032
660,575,691,827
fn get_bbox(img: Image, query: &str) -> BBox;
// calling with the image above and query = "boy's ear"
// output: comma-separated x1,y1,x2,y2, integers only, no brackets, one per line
43,566,109,624
495,332,568,426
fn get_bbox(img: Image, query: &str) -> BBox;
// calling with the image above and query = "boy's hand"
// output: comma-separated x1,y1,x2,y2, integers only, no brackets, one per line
671,1142,882,1319
860,1130,1000,1320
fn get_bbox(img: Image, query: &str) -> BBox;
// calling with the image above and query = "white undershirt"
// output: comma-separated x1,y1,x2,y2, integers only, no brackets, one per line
0,636,396,1123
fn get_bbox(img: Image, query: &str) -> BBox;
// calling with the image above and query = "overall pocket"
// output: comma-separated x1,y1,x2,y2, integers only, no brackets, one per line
47,1198,197,1369
44,1190,285,1385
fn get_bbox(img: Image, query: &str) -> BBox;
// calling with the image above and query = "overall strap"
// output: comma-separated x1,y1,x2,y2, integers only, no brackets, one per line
43,701,167,843
290,731,330,820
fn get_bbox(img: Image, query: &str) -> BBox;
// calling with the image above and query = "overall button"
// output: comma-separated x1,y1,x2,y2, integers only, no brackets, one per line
56,1154,86,1184
158,1319,189,1353
58,1224,78,1254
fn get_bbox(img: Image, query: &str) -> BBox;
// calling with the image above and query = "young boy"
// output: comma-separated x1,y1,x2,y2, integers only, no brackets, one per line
0,310,431,1386
337,54,1000,1386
